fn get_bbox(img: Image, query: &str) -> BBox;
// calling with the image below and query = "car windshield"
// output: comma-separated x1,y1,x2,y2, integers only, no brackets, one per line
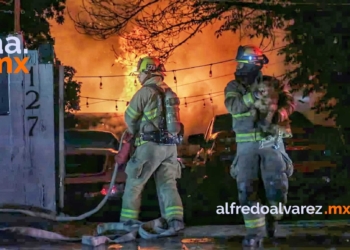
212,114,232,134
65,130,119,149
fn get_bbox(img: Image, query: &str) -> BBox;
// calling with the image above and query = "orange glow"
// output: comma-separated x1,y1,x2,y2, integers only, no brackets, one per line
181,238,214,243
50,0,289,138
114,27,155,101
108,244,123,249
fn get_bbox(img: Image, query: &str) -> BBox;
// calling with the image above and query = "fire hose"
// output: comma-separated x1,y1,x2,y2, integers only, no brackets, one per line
0,130,179,246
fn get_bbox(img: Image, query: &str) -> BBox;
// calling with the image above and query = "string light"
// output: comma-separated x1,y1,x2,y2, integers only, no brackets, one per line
173,71,177,84
74,58,237,79
115,101,118,111
172,73,232,88
73,56,287,112
73,57,285,97
83,93,223,108
79,91,223,108
178,90,222,99
183,93,223,107
80,96,129,104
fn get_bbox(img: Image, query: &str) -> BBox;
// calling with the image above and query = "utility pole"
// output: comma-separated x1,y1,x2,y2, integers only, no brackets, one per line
14,0,20,32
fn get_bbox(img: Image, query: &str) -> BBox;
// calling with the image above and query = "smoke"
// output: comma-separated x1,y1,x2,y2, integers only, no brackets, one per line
50,0,288,138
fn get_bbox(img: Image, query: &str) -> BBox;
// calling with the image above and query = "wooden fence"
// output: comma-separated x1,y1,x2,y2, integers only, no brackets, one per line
0,34,56,211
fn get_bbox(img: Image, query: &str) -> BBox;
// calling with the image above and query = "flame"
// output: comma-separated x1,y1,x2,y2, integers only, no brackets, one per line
49,0,292,135
115,27,155,100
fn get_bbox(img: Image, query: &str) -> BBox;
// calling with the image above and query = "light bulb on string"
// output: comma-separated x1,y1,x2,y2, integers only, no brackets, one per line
86,98,89,108
209,93,213,103
184,97,187,107
173,71,177,84
203,99,206,108
126,101,130,106
115,101,118,111
99,77,103,89
209,65,212,77
134,78,137,86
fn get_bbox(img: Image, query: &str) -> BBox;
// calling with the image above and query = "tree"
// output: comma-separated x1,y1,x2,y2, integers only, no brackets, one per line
281,7,350,145
0,0,81,115
0,0,64,47
71,0,289,60
72,1,350,145
54,63,82,113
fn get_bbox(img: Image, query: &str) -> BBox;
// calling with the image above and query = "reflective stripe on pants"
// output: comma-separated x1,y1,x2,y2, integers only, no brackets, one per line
165,206,183,220
235,132,264,142
120,208,139,221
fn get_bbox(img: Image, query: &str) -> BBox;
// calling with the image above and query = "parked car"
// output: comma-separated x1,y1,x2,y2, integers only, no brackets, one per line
63,129,126,217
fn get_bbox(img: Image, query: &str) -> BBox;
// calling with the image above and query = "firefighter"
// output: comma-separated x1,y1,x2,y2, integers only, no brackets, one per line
224,45,295,247
120,56,185,231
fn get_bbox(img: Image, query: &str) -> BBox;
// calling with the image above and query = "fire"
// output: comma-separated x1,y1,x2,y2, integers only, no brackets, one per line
50,1,290,134
115,28,155,100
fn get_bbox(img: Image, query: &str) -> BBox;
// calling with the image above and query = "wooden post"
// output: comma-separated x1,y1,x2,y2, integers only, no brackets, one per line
14,0,20,32
0,35,9,116
58,65,65,210
0,35,56,212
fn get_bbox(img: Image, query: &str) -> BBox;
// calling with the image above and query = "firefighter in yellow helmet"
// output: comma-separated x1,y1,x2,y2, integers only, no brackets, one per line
120,56,184,231
224,45,295,247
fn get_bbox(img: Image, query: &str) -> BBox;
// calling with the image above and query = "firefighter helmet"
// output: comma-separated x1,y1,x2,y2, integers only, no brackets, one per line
134,56,166,76
235,45,269,67
234,45,269,83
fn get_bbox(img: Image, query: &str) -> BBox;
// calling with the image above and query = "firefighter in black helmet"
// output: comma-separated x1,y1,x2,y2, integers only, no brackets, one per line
224,45,295,248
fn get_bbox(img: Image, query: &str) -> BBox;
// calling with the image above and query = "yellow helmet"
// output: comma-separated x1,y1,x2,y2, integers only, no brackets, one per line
134,56,166,76
235,45,269,66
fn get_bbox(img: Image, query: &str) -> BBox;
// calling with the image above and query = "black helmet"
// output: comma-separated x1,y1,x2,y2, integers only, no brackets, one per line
234,45,269,84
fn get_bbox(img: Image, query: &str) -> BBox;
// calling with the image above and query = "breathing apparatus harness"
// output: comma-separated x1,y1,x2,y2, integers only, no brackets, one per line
140,84,182,145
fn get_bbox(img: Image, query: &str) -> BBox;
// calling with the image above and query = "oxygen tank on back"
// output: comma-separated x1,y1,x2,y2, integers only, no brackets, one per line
164,88,181,135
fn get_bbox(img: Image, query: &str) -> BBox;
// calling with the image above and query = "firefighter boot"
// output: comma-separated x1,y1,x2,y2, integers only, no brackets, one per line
242,234,263,249
168,219,185,232
266,215,277,239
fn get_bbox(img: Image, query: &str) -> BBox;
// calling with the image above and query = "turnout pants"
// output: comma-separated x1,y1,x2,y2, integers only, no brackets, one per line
120,142,183,223
230,139,293,236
